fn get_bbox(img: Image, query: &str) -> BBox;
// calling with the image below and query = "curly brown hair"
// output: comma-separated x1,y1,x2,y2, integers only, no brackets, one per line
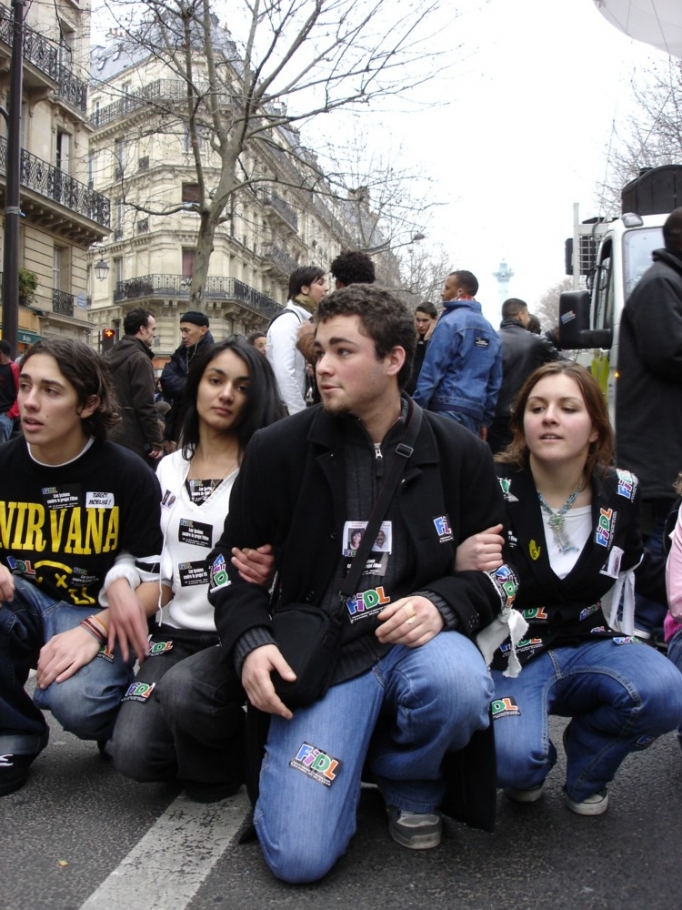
495,361,613,479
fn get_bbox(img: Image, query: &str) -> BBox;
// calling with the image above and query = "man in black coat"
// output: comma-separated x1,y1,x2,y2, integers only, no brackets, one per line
208,285,512,884
160,311,214,442
615,208,682,633
488,298,559,454
106,308,163,466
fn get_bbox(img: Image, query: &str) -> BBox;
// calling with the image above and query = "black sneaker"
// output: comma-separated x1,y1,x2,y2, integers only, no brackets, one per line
0,752,36,797
387,806,442,849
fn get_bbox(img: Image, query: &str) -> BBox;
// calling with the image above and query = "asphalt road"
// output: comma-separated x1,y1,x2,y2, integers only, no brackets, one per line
2,712,681,910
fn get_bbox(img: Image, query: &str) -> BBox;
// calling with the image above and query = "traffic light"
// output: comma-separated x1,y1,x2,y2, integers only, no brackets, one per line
101,328,116,352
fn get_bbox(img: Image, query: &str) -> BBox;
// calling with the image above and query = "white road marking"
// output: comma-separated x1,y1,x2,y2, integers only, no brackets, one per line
79,790,251,910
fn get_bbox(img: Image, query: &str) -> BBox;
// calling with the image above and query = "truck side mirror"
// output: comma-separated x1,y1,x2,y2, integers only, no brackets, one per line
559,290,612,350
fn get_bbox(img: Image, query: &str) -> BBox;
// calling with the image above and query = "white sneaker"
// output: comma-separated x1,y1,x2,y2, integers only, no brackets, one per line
504,782,545,803
565,789,609,816
387,806,442,849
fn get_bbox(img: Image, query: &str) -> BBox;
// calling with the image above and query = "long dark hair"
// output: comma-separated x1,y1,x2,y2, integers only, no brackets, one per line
496,361,613,479
22,338,119,443
180,337,285,460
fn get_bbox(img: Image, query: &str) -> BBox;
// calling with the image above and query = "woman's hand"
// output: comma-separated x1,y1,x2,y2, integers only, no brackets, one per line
231,544,275,587
455,524,505,572
36,626,101,688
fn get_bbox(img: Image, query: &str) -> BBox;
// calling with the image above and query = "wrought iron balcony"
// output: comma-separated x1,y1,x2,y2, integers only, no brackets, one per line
0,5,87,112
262,192,298,232
52,288,75,317
114,274,283,319
261,243,298,277
0,136,111,229
93,79,187,128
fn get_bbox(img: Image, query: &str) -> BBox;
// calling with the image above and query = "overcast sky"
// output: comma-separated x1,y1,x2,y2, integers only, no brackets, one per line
367,0,670,325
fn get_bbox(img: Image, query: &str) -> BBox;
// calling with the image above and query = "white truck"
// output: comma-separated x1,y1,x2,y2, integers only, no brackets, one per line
559,164,682,421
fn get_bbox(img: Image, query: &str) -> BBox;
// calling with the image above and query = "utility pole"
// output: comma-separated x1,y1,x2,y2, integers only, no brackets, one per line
1,0,24,354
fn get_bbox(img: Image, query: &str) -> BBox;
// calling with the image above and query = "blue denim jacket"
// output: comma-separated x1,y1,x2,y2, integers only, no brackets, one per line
413,298,502,425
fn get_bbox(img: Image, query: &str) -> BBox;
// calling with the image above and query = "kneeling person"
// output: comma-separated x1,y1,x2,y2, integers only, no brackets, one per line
209,285,510,883
0,338,162,796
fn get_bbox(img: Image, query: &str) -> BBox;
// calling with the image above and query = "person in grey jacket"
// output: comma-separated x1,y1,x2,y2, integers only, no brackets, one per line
106,308,163,465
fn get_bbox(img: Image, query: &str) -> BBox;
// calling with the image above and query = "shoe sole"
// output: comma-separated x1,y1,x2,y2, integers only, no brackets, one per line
388,826,442,850
565,794,609,816
504,785,544,803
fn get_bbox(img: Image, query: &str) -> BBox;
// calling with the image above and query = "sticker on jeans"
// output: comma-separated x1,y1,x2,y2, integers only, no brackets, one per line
290,742,341,786
491,696,521,718
613,636,642,646
178,518,212,548
346,585,390,622
122,681,156,703
97,645,114,663
178,561,209,587
148,640,174,656
633,735,655,749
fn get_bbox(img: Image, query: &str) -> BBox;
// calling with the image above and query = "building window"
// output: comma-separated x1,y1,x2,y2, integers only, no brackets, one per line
115,138,125,180
182,248,196,278
182,183,200,203
56,131,70,174
114,199,123,240
137,218,149,234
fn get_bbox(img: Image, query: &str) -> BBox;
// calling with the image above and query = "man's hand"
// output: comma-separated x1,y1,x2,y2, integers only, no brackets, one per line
231,544,275,587
0,564,15,603
376,595,444,648
36,626,101,688
455,524,505,572
148,447,164,460
241,644,296,719
107,578,148,663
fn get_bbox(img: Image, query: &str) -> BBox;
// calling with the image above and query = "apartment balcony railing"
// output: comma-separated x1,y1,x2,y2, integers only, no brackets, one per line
114,274,283,319
261,243,298,277
0,4,88,112
93,79,187,128
58,65,88,113
262,192,298,232
52,288,75,317
0,136,111,229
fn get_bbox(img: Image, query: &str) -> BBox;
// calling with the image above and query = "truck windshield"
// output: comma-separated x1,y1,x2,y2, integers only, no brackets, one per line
623,227,664,297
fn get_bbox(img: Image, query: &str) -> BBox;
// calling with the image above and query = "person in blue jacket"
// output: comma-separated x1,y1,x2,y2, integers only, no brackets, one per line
414,269,502,441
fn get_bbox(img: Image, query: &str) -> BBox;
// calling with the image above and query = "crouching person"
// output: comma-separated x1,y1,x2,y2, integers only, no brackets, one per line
0,338,162,796
208,286,511,883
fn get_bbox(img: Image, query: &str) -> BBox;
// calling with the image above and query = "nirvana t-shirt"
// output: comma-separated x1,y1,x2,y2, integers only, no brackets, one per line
0,438,162,607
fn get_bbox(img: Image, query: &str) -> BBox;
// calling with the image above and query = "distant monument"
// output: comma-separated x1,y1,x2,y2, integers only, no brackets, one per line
493,260,514,303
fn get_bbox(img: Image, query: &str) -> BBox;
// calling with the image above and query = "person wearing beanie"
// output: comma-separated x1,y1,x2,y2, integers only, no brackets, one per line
160,310,214,443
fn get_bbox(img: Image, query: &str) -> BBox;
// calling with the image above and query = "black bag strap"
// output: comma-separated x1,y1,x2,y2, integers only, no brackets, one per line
339,402,423,602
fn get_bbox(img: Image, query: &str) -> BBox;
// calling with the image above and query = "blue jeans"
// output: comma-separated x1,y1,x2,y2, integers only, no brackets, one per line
491,638,682,802
0,577,134,756
434,409,480,435
110,626,245,788
255,632,493,884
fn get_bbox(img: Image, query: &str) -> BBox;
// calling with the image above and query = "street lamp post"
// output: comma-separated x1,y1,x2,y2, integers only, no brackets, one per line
1,0,24,355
